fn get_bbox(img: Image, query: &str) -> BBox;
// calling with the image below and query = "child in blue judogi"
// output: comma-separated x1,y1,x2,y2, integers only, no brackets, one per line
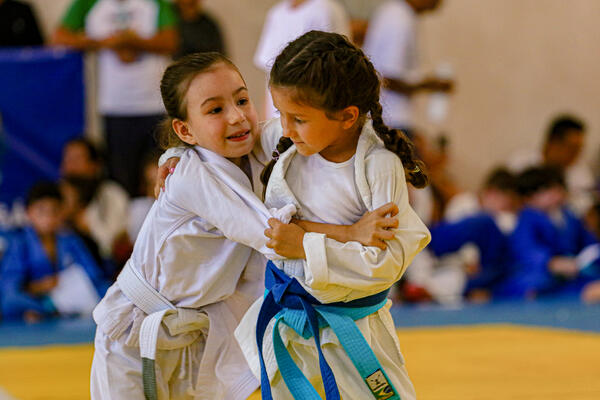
0,182,108,321
496,166,600,299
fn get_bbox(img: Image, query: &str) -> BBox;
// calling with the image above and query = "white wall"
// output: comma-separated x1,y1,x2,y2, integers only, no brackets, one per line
27,0,600,188
415,0,600,187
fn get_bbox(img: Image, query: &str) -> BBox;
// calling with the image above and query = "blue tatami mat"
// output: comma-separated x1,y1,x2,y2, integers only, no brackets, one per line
0,298,599,348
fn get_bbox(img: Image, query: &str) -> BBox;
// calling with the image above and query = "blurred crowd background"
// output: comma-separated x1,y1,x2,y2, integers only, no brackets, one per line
0,0,599,323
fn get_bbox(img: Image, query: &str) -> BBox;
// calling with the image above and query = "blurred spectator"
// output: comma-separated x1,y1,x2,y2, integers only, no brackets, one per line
508,114,595,216
173,0,225,58
405,168,519,304
53,0,178,197
0,227,8,264
127,151,159,243
0,0,44,47
0,182,108,322
584,201,600,240
445,168,520,232
60,176,119,281
337,0,384,45
409,130,458,225
254,0,350,119
495,166,600,300
362,0,453,131
60,138,129,260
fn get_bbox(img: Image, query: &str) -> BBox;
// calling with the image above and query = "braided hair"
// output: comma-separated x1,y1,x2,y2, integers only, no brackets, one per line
261,30,428,188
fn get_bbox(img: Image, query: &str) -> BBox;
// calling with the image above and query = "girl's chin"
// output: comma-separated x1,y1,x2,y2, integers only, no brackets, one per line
295,145,315,157
224,143,255,159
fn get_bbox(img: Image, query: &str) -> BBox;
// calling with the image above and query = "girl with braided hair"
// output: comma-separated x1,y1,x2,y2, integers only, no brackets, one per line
233,30,431,400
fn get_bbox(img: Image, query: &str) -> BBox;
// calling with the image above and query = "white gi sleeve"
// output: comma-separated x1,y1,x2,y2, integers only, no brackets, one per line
158,147,187,167
165,153,290,259
301,151,431,303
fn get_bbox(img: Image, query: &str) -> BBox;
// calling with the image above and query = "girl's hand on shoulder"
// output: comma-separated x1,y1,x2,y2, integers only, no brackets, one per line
350,202,399,250
265,218,306,259
154,157,181,198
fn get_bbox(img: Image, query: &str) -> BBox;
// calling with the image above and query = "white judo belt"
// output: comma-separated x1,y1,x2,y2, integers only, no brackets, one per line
117,261,203,400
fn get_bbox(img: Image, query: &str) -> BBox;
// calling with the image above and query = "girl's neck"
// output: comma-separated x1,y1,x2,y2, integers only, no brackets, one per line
228,156,242,168
228,155,253,186
319,122,363,163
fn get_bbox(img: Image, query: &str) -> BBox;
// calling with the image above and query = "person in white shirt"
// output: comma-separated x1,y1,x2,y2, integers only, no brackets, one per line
234,31,430,400
362,0,452,130
53,0,179,197
92,52,396,400
254,0,350,119
507,114,595,216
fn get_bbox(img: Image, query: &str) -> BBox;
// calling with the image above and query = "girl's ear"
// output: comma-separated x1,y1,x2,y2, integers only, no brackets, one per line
172,119,197,145
340,105,360,129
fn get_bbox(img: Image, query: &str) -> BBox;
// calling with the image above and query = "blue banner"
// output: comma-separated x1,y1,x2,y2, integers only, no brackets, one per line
0,47,85,204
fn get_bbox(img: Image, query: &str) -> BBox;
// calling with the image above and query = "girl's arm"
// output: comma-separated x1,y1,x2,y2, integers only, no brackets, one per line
165,152,291,259
265,202,400,259
297,153,431,303
293,202,399,249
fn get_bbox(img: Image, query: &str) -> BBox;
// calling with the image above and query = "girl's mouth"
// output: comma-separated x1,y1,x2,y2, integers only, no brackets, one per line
227,130,250,142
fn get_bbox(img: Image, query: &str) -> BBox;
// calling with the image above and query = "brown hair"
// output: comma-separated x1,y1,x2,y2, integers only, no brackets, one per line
158,52,240,149
261,31,428,188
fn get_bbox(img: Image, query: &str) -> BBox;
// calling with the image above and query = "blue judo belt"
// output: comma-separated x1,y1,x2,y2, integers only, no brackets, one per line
256,261,400,400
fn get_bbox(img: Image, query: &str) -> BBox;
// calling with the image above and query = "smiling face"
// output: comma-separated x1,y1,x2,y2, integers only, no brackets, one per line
172,63,259,161
270,86,360,162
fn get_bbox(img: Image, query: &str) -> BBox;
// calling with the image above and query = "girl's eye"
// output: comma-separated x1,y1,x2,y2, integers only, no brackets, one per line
209,107,222,114
294,117,304,124
238,98,249,106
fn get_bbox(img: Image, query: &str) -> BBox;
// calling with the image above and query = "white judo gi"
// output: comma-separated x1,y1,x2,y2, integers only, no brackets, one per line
91,144,292,400
235,119,431,399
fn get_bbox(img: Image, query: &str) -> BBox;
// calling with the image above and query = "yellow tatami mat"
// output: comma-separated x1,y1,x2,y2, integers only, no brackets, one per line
1,325,599,400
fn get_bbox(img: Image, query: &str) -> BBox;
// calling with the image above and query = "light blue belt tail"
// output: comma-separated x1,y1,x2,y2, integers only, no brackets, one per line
257,261,401,400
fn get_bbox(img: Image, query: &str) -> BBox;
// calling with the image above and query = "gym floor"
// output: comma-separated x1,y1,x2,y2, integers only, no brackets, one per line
1,299,599,400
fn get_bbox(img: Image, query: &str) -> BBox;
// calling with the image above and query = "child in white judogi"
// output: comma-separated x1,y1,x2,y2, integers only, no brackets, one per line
235,32,431,400
90,52,281,400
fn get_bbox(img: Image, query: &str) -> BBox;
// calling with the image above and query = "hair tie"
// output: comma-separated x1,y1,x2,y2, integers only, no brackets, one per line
410,165,421,173
272,150,280,161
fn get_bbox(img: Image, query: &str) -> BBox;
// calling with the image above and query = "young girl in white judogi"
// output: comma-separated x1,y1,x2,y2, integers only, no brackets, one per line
234,31,431,400
90,52,396,400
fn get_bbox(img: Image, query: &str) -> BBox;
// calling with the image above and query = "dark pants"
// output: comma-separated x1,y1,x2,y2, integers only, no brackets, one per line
103,114,163,197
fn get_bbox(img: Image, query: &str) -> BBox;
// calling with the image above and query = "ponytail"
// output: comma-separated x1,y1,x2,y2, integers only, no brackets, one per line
370,101,428,188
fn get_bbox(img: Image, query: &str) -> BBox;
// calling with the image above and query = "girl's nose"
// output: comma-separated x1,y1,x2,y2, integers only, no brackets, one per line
229,106,246,124
280,118,293,138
